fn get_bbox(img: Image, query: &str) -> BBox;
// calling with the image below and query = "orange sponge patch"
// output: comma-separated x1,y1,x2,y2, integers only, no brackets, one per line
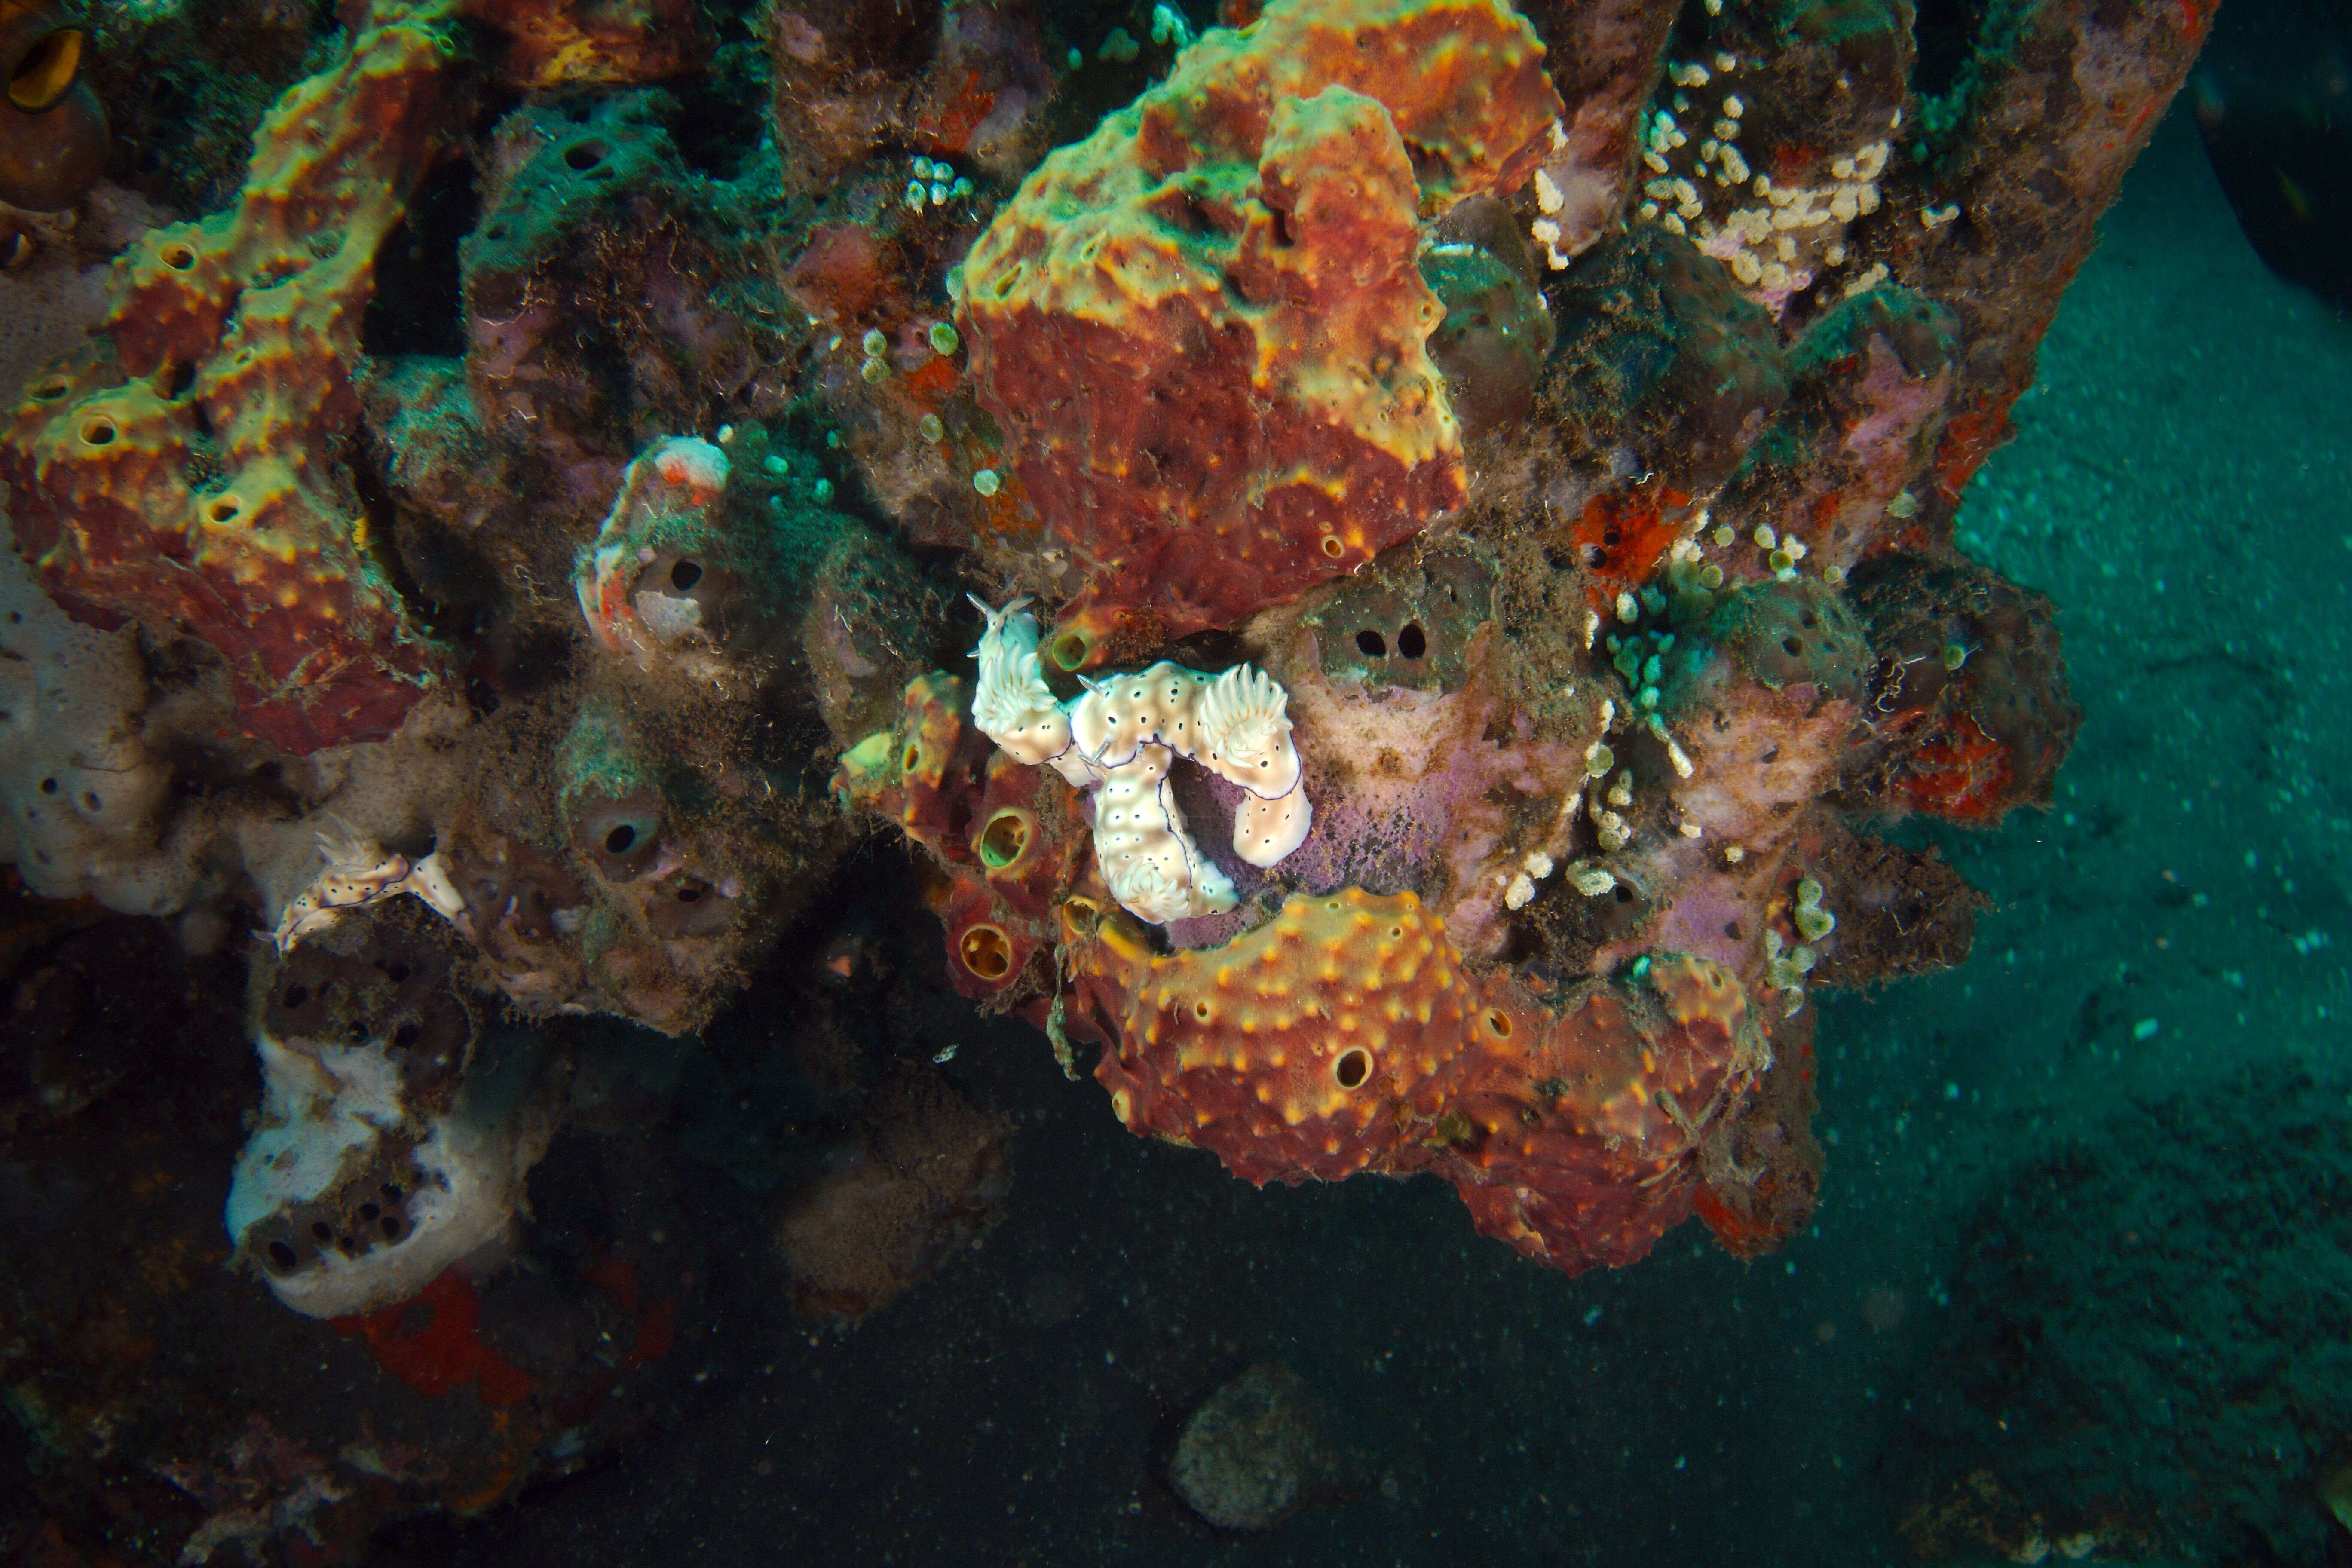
1073,886,1771,1275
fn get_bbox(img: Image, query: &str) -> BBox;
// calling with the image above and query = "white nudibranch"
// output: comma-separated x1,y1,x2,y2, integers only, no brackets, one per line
968,596,1313,925
272,821,468,953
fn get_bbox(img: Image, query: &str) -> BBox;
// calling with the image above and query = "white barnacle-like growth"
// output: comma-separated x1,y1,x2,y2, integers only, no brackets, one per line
968,597,1314,925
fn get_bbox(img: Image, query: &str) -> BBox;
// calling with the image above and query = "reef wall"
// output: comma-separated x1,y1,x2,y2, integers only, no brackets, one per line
0,0,2207,1552
840,0,2195,1277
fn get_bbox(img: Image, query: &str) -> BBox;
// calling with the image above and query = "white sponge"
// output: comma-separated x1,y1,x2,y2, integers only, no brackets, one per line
228,1024,559,1320
0,527,192,913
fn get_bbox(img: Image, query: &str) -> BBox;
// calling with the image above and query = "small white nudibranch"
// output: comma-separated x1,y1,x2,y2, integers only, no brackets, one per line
273,821,467,954
968,596,1313,925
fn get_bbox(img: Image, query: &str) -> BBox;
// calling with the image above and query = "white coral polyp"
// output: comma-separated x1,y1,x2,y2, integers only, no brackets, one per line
968,597,1313,924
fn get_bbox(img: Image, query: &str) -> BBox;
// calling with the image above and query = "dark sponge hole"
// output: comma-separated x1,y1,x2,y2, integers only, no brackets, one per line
1911,0,1992,103
1357,629,1387,657
361,154,477,358
605,824,637,855
670,558,704,591
1398,622,1427,659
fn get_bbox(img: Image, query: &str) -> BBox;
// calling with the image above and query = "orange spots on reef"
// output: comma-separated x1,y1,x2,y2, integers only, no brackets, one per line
335,1256,678,1410
334,1270,536,1407
623,1296,678,1372
916,68,997,157
1570,486,1689,608
1891,712,2015,821
1770,142,1823,181
1809,487,1847,533
784,223,903,329
903,355,959,405
1928,405,2014,507
443,1464,525,1520
1692,1176,1795,1259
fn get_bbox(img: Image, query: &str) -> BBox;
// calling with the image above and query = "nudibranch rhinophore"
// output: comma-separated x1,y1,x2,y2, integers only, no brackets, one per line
968,597,1312,924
